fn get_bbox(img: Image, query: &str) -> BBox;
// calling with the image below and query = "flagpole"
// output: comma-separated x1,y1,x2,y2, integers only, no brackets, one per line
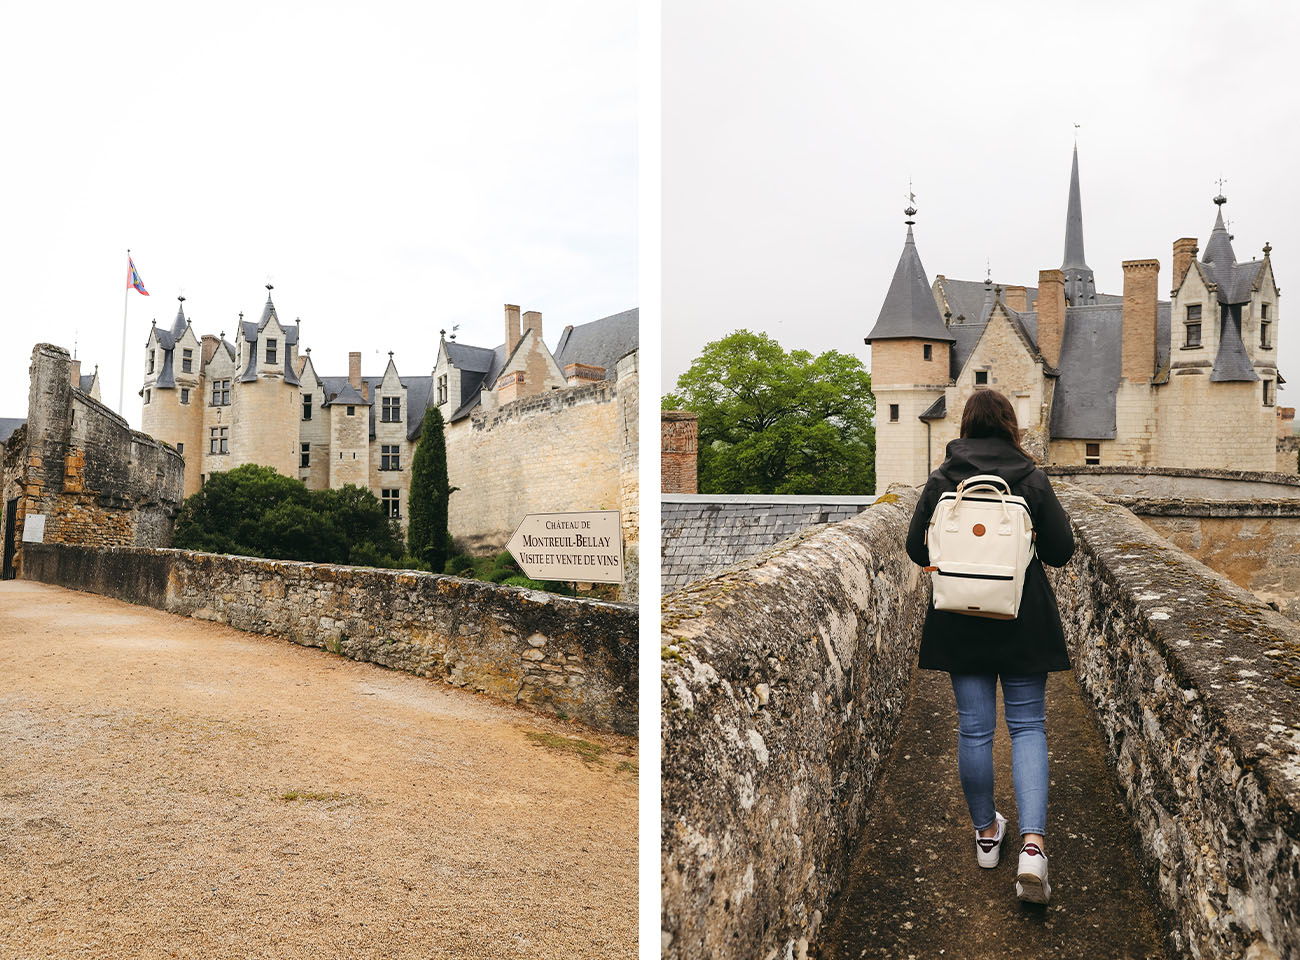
119,248,129,414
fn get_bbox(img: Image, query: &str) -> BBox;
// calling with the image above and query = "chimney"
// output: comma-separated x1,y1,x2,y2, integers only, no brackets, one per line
522,310,543,341
1277,406,1295,441
504,304,521,356
661,410,698,494
349,351,362,390
1121,259,1161,383
1004,285,1027,312
1037,269,1066,368
201,334,221,366
68,358,82,389
1172,238,1198,292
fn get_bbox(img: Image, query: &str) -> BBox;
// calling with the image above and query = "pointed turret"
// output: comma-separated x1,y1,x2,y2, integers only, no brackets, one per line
865,210,954,344
1202,194,1237,274
257,283,278,329
1060,145,1096,305
170,295,188,339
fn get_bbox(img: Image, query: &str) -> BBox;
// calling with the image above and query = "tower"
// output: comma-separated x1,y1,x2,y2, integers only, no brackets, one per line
141,296,204,496
865,206,954,490
1061,144,1096,306
228,286,301,478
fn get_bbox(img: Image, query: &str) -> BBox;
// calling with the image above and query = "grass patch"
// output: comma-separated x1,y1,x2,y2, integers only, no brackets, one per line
615,760,638,776
280,789,344,803
525,731,606,765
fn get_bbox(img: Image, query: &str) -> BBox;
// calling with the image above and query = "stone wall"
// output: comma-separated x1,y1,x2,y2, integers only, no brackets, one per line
661,487,928,960
1049,486,1298,960
22,542,637,736
1046,465,1300,500
1,345,184,579
444,353,639,603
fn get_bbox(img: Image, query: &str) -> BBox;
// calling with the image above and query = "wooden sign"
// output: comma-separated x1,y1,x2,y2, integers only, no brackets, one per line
506,510,624,584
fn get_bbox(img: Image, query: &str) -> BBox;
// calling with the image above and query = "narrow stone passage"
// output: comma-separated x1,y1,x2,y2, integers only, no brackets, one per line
819,667,1172,960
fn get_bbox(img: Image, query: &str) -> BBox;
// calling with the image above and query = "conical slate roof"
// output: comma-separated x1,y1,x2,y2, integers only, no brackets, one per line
865,222,953,343
1210,303,1259,382
257,288,278,330
1060,145,1096,305
1202,204,1236,273
169,298,188,339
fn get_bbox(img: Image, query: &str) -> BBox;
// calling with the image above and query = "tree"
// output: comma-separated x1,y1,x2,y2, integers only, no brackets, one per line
663,329,875,495
408,406,456,571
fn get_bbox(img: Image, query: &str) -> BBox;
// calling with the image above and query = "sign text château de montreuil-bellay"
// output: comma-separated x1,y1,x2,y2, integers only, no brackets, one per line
505,511,624,584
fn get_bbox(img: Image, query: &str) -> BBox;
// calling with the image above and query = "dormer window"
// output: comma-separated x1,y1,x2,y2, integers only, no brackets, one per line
1185,304,1202,348
266,339,277,365
182,348,193,373
975,370,989,386
1264,380,1276,407
437,374,448,405
382,396,401,422
1261,305,1273,349
303,394,312,420
147,352,155,374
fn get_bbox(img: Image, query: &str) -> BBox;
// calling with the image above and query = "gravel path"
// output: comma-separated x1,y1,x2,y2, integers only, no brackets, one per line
0,581,637,959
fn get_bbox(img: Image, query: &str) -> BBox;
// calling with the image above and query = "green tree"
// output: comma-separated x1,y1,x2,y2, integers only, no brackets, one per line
663,329,875,494
408,406,456,571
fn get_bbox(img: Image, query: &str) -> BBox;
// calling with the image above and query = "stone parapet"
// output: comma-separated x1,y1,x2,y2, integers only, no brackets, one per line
1051,486,1299,960
661,486,927,960
21,543,637,736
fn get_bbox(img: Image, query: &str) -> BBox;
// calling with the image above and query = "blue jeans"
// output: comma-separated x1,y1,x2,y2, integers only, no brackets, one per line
949,673,1048,837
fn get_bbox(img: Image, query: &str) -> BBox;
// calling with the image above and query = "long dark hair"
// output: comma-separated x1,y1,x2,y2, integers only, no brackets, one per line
960,389,1030,459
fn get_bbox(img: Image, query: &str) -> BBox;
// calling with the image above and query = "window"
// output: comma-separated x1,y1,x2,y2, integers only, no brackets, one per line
1085,442,1101,466
209,426,229,454
265,339,277,364
176,442,184,455
1261,320,1272,350
1262,303,1271,320
437,374,448,405
346,405,355,416
382,396,401,421
211,379,230,405
1264,380,1276,406
302,394,312,420
182,348,193,373
975,370,988,386
888,403,899,422
1185,304,1202,348
923,344,932,361
381,444,400,470
147,352,155,374
382,489,400,518
300,443,310,468
180,388,190,404
144,388,151,404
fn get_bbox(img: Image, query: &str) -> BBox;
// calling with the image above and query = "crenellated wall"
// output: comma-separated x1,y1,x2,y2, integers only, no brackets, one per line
661,482,1300,960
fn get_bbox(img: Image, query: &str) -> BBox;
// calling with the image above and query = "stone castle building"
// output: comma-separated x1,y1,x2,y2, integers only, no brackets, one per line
866,147,1285,490
139,289,638,571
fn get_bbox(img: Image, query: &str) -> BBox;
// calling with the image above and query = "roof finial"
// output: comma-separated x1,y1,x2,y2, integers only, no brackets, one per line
388,350,394,358
903,177,917,226
178,294,186,303
1264,242,1272,257
439,328,446,340
985,258,991,285
1214,176,1227,206
1073,121,1080,145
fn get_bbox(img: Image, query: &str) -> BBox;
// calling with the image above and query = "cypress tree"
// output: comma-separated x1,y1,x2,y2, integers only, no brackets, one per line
408,406,453,570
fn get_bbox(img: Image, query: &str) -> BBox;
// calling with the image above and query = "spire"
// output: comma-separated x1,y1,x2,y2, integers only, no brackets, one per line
1060,144,1096,305
257,283,278,329
1202,192,1236,270
170,295,188,338
865,204,953,344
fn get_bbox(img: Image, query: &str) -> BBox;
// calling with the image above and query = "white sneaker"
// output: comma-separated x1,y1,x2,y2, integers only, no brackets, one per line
1015,841,1051,903
974,812,1008,868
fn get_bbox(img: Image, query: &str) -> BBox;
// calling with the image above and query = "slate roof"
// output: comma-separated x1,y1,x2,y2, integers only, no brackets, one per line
1060,144,1097,305
553,308,640,378
919,395,946,420
1210,304,1259,382
1200,205,1266,305
78,374,95,393
447,343,507,422
661,495,876,593
314,374,433,441
319,377,371,407
237,294,300,386
866,224,954,343
0,417,26,445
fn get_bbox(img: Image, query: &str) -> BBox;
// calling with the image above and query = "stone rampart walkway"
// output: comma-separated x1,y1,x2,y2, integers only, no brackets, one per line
819,667,1172,960
0,581,636,959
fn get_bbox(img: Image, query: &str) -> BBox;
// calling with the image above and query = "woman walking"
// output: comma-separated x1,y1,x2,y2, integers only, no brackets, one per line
904,389,1075,904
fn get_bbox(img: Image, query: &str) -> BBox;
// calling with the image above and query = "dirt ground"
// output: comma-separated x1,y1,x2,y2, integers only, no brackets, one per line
0,581,637,960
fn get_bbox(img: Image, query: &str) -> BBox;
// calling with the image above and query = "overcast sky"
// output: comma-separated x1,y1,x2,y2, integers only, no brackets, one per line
0,1,635,428
662,0,1300,401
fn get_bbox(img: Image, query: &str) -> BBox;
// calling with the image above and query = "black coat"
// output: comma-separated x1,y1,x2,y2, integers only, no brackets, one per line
905,436,1076,675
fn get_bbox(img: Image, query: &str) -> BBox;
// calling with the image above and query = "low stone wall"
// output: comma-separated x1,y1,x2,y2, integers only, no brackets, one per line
22,543,637,736
1046,464,1300,500
1050,487,1300,960
661,487,927,960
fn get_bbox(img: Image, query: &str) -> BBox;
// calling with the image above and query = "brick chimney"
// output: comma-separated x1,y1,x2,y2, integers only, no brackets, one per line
1004,285,1028,312
522,310,543,342
201,334,221,366
68,358,82,389
661,410,698,494
1277,406,1295,441
1121,260,1161,383
504,304,521,356
1037,269,1066,368
1172,238,1198,292
349,351,362,390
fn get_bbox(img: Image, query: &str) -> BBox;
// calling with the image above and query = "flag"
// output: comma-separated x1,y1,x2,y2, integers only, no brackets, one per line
128,256,149,296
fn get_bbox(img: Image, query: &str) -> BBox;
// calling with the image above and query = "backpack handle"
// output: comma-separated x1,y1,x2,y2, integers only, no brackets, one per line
948,474,1013,533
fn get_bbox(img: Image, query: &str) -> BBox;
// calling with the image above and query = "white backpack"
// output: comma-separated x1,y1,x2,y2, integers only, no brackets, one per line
925,474,1035,620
